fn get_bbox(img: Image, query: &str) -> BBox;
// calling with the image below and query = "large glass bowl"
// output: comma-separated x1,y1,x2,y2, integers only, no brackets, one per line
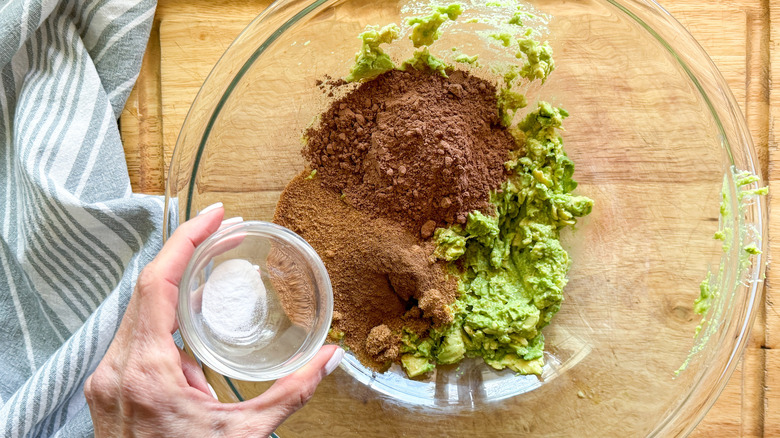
163,0,768,435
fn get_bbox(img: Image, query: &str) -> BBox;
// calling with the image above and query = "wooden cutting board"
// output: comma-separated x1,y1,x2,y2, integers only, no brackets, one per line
119,0,778,435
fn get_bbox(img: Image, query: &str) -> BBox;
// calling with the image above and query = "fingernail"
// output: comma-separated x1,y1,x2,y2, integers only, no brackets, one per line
207,383,218,399
324,347,345,376
197,202,223,216
218,217,243,230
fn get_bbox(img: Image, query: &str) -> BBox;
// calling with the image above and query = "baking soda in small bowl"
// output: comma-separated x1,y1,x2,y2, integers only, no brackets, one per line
201,259,268,345
177,221,333,381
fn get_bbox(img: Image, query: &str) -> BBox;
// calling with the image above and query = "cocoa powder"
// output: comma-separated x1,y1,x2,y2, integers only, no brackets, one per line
274,173,458,370
303,68,516,236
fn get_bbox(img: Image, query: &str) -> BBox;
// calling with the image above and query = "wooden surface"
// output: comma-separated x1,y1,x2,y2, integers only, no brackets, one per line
119,0,775,435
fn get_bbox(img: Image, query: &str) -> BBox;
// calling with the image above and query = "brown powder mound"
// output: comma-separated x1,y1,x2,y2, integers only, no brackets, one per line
273,172,458,370
365,325,400,363
303,68,515,235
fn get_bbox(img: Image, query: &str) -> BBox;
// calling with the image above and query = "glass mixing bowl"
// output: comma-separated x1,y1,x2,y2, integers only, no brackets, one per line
163,0,768,435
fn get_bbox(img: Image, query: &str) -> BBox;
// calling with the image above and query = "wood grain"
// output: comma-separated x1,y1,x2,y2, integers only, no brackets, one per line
119,0,773,435
765,0,780,436
121,21,166,194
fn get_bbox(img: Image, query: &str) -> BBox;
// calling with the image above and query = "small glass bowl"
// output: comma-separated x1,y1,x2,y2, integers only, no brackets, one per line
177,221,333,381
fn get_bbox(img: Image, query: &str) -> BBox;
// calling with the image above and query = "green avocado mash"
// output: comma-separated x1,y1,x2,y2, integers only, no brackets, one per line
490,32,513,47
401,354,436,378
401,4,465,78
345,24,401,82
486,0,514,6
509,9,536,26
454,52,479,65
491,33,554,83
516,37,554,82
508,11,524,26
496,88,527,126
349,4,466,82
407,3,464,48
402,47,451,78
432,227,467,261
403,102,593,376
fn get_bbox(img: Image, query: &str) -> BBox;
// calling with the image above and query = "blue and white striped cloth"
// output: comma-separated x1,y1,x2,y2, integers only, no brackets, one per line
0,0,161,435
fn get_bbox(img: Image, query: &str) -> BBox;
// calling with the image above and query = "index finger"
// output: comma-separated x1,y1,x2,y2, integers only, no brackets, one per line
136,206,225,336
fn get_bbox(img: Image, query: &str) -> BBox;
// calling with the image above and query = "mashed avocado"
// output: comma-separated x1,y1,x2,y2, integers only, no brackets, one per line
454,52,479,65
402,4,465,77
403,102,593,376
402,47,451,77
407,3,464,48
345,24,401,82
496,88,527,126
348,4,465,82
516,37,554,82
491,33,554,83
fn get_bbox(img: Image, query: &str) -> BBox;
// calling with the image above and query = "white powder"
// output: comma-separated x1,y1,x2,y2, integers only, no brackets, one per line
201,258,268,344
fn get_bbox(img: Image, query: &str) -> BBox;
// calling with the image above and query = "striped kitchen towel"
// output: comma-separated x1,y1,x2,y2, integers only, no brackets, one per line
0,0,162,436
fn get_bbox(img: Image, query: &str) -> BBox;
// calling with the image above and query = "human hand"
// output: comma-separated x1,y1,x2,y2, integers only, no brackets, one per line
85,204,344,437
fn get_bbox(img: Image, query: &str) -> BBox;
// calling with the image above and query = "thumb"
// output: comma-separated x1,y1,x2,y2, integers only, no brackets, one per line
236,345,344,426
